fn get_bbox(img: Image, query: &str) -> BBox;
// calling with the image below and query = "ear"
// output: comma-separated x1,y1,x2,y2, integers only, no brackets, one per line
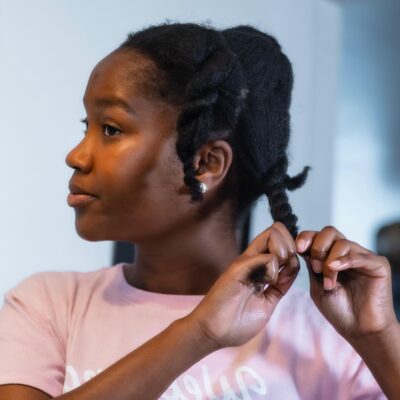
192,140,233,191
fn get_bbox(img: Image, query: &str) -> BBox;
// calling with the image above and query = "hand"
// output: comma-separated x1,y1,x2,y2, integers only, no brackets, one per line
295,225,398,343
188,222,300,350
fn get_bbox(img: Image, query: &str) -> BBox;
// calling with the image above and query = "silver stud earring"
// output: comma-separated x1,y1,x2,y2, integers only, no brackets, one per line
199,182,208,193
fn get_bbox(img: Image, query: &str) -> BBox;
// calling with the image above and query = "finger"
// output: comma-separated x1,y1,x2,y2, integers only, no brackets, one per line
322,239,372,290
263,247,300,307
263,259,300,307
302,254,325,299
295,231,323,273
275,254,300,286
327,253,389,278
310,226,346,263
321,238,351,290
267,228,289,266
325,240,372,267
232,253,280,289
270,221,297,255
243,227,275,256
295,230,318,255
297,226,346,274
243,225,289,266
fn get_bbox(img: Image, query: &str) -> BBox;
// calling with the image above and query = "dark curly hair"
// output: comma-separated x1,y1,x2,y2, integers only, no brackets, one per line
117,22,310,239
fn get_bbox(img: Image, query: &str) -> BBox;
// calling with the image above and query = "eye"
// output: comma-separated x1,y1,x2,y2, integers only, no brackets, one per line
103,124,122,137
80,117,88,134
79,118,122,137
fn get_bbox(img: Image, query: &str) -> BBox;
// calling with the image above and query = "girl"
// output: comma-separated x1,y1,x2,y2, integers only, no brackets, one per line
0,22,398,400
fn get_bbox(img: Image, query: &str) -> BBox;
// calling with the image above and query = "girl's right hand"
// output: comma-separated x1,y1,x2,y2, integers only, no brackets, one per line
187,221,300,350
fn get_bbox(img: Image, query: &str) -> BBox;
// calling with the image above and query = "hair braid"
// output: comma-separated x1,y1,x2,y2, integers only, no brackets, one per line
222,25,311,237
259,155,311,238
175,40,248,202
118,22,311,235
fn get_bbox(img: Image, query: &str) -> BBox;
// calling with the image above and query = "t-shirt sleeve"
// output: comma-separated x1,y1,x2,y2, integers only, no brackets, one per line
0,272,66,397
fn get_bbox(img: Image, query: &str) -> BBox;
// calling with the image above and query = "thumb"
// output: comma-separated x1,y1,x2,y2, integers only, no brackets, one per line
301,254,324,298
263,253,300,308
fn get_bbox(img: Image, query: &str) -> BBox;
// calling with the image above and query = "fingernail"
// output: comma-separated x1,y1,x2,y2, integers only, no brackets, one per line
311,259,323,273
296,239,307,253
324,277,334,291
328,260,342,269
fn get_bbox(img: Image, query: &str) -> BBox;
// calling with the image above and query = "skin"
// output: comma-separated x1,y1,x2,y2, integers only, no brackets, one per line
1,47,399,399
65,48,240,295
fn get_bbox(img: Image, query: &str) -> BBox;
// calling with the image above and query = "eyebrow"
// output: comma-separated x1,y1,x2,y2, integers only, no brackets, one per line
84,96,137,116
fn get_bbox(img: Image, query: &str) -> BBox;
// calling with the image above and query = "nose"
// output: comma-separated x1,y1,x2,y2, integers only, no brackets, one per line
65,137,94,174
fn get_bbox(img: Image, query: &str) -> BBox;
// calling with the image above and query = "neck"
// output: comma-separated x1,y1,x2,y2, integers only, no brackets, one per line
124,217,240,295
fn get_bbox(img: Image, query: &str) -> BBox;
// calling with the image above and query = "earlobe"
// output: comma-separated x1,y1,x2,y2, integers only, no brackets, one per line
199,182,208,193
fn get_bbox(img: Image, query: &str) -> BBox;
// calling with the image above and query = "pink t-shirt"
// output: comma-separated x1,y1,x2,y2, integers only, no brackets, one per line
0,262,386,399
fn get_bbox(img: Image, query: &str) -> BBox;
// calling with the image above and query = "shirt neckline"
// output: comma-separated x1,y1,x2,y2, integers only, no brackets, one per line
114,262,206,311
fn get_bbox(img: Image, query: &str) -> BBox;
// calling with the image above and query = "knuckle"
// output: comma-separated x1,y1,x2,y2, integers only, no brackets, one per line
297,230,312,238
266,253,279,264
335,238,349,248
377,255,390,268
321,225,337,233
310,246,327,259
347,253,358,262
272,221,286,230
269,225,280,235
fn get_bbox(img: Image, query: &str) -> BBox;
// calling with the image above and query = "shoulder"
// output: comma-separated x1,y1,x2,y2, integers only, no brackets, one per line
5,265,113,301
1,265,119,346
2,265,117,326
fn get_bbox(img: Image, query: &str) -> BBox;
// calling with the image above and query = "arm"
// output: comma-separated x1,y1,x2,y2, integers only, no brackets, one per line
58,317,216,400
296,226,400,400
59,222,299,399
0,222,299,400
350,322,400,400
0,317,215,400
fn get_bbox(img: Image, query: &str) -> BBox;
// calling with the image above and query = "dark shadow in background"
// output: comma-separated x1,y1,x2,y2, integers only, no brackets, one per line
112,208,252,265
376,221,400,320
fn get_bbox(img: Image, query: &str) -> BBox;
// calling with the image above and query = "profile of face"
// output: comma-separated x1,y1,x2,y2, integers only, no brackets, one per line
65,49,195,243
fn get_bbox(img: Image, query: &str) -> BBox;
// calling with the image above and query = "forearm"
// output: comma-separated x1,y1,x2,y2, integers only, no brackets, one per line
57,316,217,400
350,322,400,400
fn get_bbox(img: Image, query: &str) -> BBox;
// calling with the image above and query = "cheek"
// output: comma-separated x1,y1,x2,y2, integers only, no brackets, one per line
101,139,181,218
104,149,156,211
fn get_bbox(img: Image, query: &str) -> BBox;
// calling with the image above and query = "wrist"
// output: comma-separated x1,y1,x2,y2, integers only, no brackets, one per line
175,315,222,356
350,320,400,354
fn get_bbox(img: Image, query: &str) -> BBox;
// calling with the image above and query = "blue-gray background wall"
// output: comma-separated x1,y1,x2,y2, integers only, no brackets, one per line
3,0,396,300
333,0,400,250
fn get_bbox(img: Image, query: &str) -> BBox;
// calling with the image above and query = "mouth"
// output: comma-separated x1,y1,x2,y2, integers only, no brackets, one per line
68,181,98,207
67,193,97,207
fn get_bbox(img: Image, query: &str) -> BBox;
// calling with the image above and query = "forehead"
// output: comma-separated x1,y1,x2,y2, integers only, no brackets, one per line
84,49,161,103
83,49,180,141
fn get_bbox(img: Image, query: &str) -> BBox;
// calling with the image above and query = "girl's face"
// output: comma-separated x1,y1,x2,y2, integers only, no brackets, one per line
65,49,191,242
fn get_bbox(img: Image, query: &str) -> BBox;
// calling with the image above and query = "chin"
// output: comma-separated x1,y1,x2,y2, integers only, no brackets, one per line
74,219,110,241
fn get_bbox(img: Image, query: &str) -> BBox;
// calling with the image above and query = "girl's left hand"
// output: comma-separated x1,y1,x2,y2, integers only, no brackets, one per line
296,226,398,343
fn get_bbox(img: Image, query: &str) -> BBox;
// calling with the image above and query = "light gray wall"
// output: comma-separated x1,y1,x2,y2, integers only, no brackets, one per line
0,0,342,298
332,0,400,250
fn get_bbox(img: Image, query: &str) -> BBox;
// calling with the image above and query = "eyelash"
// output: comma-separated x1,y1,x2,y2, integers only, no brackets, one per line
80,118,122,137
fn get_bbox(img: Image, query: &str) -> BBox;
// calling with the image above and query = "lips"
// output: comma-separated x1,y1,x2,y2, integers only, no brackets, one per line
67,181,98,207
67,193,96,207
68,182,97,197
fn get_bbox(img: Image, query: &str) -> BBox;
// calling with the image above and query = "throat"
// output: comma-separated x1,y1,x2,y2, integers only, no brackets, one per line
122,258,233,295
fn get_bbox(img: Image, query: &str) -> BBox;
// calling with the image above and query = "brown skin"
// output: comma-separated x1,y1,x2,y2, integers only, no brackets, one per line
65,48,240,295
1,49,399,399
295,227,400,399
